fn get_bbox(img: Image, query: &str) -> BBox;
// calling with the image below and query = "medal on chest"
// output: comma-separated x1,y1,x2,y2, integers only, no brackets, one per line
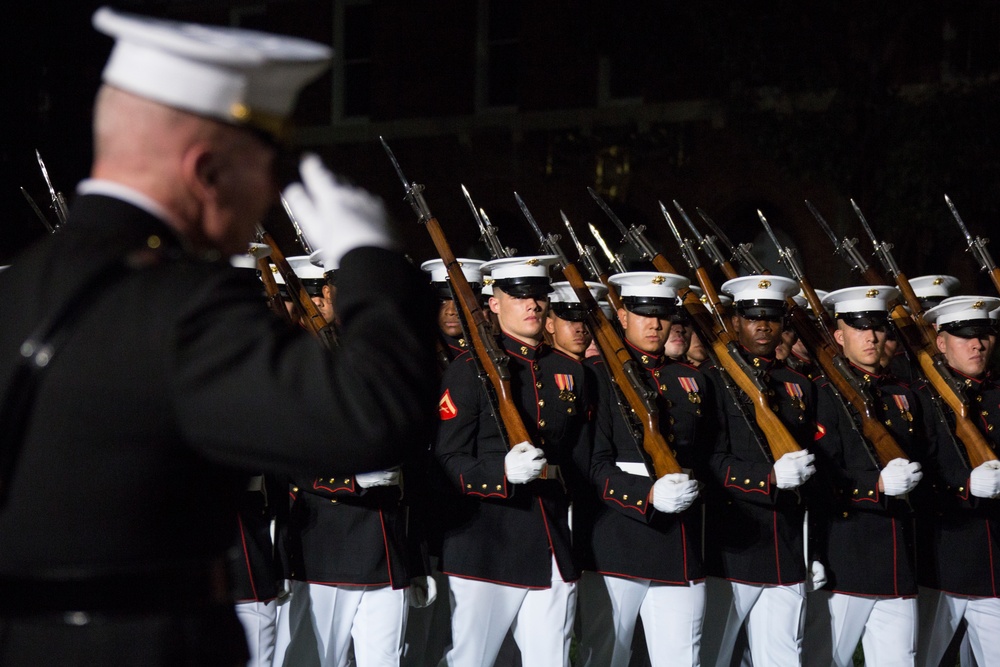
784,381,806,421
678,375,702,409
555,373,577,404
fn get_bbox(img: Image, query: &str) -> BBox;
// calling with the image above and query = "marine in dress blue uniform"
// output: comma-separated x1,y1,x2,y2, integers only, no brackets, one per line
804,286,931,667
699,275,825,667
574,272,713,667
0,10,438,666
433,256,592,667
916,297,1000,667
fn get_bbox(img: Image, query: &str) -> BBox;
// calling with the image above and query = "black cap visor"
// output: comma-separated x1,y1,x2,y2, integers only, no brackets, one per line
941,319,997,338
494,277,553,299
735,299,787,321
623,296,680,319
837,311,890,331
551,303,589,322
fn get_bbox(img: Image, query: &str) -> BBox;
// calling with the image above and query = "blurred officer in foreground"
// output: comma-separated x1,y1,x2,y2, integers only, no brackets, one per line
0,7,436,666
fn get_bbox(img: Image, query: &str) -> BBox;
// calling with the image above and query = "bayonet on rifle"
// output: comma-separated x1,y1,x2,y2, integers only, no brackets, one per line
380,136,534,452
514,192,569,268
36,150,69,227
462,184,514,259
696,207,766,275
588,223,628,274
944,194,1000,296
20,187,54,233
674,200,729,271
587,187,659,261
805,200,874,280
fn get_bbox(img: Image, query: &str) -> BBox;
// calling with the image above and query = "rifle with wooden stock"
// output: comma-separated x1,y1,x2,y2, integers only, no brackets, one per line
380,137,533,450
753,210,909,467
808,200,997,468
255,226,338,350
515,195,682,477
656,203,803,460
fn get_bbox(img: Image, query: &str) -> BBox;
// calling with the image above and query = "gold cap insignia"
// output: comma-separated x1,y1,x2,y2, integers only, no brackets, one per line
483,277,494,285
526,259,540,266
757,280,771,290
652,275,666,284
933,278,944,285
865,289,879,298
271,265,279,274
973,300,985,309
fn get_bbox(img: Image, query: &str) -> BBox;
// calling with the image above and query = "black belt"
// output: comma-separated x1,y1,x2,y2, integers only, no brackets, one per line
0,559,230,615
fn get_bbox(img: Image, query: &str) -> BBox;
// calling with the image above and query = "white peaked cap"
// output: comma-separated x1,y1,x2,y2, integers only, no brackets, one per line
909,275,960,299
420,258,485,285
93,6,332,139
688,284,732,308
822,285,899,315
924,296,1000,327
308,249,338,273
480,255,559,281
229,242,271,270
273,255,326,285
721,275,799,303
608,272,690,298
550,281,608,304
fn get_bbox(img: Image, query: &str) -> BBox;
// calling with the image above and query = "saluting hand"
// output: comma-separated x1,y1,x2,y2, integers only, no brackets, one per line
283,154,395,269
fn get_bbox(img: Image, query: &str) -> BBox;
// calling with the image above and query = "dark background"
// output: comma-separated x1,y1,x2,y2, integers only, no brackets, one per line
2,1,999,294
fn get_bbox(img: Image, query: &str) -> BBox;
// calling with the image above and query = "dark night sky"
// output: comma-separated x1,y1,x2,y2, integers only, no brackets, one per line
2,2,999,287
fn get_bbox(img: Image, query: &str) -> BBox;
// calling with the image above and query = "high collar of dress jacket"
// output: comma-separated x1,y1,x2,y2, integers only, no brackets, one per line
502,333,546,361
737,345,778,372
625,339,665,370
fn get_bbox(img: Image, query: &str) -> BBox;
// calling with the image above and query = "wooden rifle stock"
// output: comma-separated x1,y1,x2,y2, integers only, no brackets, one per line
256,257,294,324
423,217,533,449
649,252,803,460
785,304,908,466
561,262,682,477
260,230,337,348
860,261,997,467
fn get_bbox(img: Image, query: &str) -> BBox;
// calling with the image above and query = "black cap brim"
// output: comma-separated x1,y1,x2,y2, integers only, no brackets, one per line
736,300,787,320
551,304,588,322
838,312,890,330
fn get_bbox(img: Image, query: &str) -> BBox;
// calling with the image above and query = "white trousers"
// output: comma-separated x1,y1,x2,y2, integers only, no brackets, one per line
917,587,1000,667
576,571,705,667
442,557,576,667
234,599,278,667
804,591,916,667
272,580,407,667
702,577,805,667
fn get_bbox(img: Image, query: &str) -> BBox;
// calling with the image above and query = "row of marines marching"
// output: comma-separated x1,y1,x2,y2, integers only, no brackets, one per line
232,208,1000,667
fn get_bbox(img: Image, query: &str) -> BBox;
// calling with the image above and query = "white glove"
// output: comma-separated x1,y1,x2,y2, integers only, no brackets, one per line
407,575,437,608
970,460,1000,498
355,467,401,489
282,154,394,270
807,560,827,592
880,458,923,496
504,442,547,484
652,473,699,513
773,450,817,489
